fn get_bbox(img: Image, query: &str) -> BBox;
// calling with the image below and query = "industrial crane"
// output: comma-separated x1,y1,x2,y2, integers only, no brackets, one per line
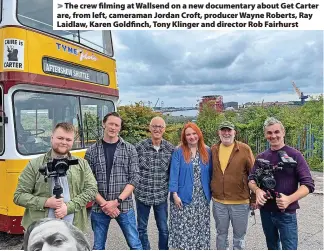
291,81,309,105
154,98,160,108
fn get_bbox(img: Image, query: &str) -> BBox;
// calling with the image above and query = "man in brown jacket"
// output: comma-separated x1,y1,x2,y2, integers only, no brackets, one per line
211,121,255,250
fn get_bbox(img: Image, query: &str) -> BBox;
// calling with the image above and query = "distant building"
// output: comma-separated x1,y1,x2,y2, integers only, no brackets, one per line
199,95,223,112
241,101,297,108
224,102,239,110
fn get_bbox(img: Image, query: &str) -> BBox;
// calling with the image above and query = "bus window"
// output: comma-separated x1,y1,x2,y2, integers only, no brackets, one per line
16,0,113,57
79,30,113,56
0,86,4,154
80,97,114,147
13,91,82,155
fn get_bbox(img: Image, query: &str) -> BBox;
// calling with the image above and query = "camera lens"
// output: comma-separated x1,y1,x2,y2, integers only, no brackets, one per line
55,160,68,175
262,177,276,189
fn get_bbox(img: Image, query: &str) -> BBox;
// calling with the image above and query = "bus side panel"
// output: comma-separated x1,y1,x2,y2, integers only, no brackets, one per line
72,150,86,159
0,160,25,234
0,161,7,216
7,159,29,216
0,28,3,71
25,29,118,90
0,214,23,234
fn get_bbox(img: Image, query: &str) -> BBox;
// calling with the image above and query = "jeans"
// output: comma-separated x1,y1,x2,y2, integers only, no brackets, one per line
212,201,250,250
136,199,169,250
91,209,143,250
260,209,298,250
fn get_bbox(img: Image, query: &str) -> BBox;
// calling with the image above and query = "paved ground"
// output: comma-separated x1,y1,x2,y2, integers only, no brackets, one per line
1,171,323,250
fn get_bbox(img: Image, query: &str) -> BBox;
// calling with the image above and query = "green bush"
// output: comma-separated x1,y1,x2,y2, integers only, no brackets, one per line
197,96,323,171
118,103,184,146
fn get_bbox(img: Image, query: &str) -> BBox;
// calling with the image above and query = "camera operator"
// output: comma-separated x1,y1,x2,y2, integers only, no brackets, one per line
248,117,315,250
14,122,98,233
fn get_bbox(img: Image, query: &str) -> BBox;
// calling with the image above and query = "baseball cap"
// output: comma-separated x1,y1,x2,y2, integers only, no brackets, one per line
218,121,235,130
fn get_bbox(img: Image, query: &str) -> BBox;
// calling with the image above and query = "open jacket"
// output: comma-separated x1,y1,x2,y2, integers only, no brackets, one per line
211,140,255,203
169,146,212,206
84,137,140,213
13,150,98,232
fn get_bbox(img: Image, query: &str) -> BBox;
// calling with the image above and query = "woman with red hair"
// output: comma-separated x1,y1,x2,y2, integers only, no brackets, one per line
168,122,212,250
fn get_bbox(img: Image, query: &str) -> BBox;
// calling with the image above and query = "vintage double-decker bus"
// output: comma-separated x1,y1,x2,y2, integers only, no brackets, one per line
0,0,118,234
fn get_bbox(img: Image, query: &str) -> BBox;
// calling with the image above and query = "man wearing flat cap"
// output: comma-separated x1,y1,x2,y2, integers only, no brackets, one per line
210,121,255,250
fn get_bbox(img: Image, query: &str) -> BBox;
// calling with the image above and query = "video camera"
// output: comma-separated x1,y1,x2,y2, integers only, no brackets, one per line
39,158,79,198
248,151,297,215
247,150,297,217
249,151,297,192
39,158,78,178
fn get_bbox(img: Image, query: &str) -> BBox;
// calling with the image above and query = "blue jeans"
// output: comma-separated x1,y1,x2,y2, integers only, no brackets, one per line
260,210,298,250
91,209,142,250
136,199,169,250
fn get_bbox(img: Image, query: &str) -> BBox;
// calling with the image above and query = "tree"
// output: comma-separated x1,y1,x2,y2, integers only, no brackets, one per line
118,103,183,146
196,100,323,171
118,103,159,144
299,96,323,171
197,103,225,146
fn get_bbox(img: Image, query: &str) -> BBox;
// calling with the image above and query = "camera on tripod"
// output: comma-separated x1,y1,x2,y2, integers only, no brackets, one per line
249,150,297,193
39,157,79,198
39,158,79,178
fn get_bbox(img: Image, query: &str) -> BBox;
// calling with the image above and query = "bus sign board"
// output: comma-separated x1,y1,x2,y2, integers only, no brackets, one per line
42,57,109,85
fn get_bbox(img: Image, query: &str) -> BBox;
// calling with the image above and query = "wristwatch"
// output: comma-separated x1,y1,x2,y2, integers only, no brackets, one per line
117,197,123,204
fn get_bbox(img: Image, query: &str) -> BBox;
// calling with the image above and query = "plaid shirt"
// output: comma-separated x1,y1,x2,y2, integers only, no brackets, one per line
135,138,174,205
85,137,140,212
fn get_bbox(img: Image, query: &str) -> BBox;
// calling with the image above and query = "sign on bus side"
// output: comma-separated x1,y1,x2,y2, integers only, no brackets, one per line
3,38,24,70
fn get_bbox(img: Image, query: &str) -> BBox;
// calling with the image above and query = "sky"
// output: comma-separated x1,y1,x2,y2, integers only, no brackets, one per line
112,30,323,109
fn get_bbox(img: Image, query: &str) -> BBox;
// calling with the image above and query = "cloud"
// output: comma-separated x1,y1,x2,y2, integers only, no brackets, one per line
113,30,323,107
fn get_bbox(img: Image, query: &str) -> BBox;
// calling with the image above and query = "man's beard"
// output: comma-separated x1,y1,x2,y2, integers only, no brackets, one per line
52,146,70,156
221,136,234,143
